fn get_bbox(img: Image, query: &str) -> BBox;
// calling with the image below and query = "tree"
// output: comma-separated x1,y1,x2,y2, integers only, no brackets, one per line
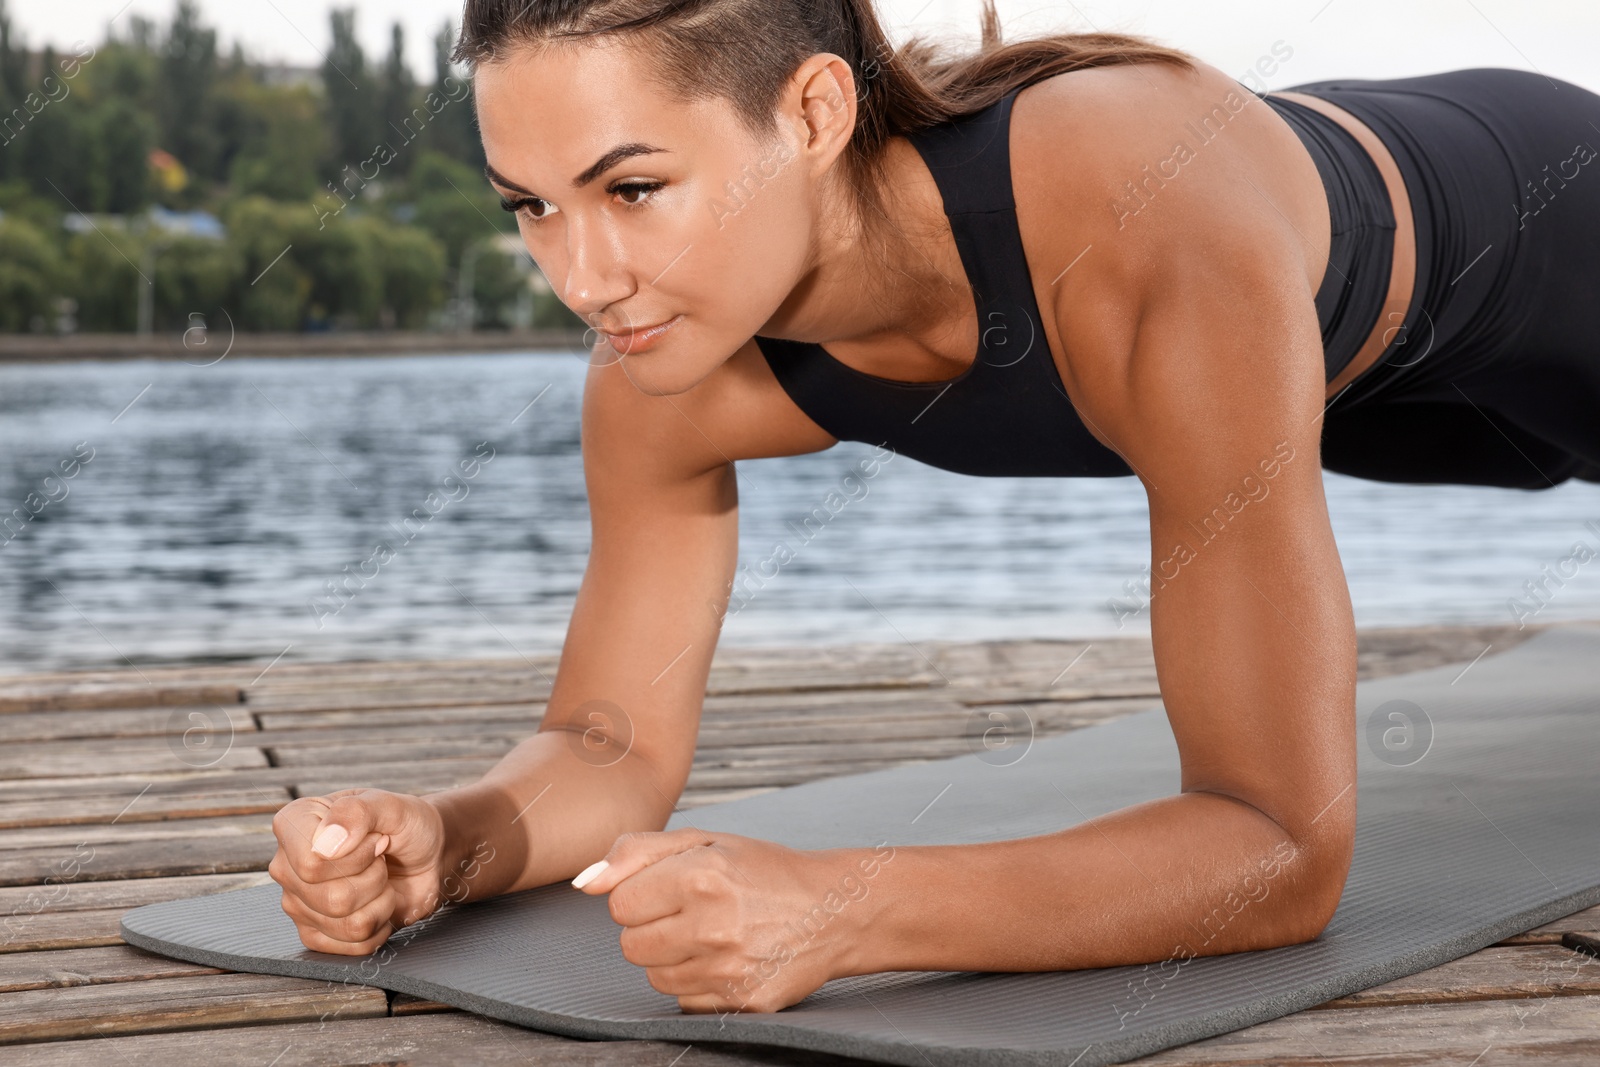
91,99,154,212
365,219,446,328
226,81,327,201
0,217,64,331
151,234,242,332
223,196,317,330
379,22,416,178
408,151,510,271
157,0,219,194
0,0,28,184
322,8,380,182
420,21,482,169
471,245,529,329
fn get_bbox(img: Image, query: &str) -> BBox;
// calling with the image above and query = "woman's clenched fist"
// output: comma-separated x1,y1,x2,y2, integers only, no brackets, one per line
267,787,449,954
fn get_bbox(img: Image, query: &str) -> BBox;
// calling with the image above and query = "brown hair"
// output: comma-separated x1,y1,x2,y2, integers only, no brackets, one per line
455,0,1197,280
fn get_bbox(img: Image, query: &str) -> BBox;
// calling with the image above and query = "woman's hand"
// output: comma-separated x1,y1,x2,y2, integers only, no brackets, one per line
572,827,878,1014
267,788,450,955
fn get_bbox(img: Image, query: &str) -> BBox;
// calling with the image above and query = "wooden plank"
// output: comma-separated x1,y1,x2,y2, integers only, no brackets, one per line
242,683,553,713
257,702,547,730
289,763,501,799
0,684,242,715
269,733,1005,770
688,736,1005,766
0,787,289,830
0,773,287,803
0,972,387,1045
0,872,274,916
266,736,516,766
0,705,257,744
251,720,535,750
0,814,276,851
0,1010,859,1065
1310,944,1600,1008
682,761,918,791
289,758,919,799
0,945,223,992
390,992,455,1015
239,665,956,712
693,707,1154,748
0,758,504,802
1,907,127,952
1132,991,1600,1065
1351,623,1546,681
0,832,278,887
243,661,558,686
703,671,948,697
0,740,267,780
1499,904,1600,945
251,712,1069,757
247,691,960,728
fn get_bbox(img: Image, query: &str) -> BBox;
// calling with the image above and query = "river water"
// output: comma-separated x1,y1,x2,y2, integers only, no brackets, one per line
1,351,1596,674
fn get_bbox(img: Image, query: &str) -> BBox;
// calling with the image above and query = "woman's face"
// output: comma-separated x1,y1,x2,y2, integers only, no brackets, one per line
475,39,832,394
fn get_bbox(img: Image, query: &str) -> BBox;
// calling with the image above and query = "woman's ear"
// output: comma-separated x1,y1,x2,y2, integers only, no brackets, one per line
783,52,857,156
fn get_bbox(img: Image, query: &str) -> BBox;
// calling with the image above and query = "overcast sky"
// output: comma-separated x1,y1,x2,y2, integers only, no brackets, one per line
9,0,1596,93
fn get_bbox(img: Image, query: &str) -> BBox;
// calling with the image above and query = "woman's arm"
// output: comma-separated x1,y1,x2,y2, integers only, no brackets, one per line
420,344,756,902
825,155,1357,981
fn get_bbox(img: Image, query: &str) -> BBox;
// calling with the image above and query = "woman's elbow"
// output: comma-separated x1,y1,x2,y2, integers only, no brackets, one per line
1285,821,1357,943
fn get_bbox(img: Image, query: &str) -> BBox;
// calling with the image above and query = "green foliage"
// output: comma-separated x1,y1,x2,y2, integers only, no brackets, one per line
472,247,526,329
92,97,156,212
156,0,218,193
220,77,327,202
0,216,62,330
409,151,509,269
62,229,142,331
152,234,242,326
322,7,381,182
0,0,542,334
369,221,447,328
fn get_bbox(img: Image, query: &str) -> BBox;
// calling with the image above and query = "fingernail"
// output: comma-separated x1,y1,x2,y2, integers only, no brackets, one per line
572,859,609,889
374,834,390,858
311,824,348,858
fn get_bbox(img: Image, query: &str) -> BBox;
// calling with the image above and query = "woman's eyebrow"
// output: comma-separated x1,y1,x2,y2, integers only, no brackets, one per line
484,164,536,196
485,143,669,196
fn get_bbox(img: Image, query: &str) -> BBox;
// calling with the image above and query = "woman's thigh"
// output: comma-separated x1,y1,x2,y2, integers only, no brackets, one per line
1447,69,1600,465
1321,400,1592,489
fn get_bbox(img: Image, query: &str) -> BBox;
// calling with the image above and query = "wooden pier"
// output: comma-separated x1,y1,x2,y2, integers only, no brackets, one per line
2,622,1596,1065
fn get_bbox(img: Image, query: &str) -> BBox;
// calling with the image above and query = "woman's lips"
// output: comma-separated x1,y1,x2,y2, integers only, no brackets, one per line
601,314,682,354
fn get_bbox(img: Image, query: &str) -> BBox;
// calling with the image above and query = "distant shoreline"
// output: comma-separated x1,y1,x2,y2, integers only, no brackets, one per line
0,330,593,364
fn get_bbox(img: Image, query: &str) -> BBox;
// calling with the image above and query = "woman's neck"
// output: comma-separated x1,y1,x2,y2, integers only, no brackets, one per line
771,136,981,382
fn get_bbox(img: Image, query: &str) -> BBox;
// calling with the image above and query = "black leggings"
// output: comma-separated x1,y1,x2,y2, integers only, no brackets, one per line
1287,68,1600,489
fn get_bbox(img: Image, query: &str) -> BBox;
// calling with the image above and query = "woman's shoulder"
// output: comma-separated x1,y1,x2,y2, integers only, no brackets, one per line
1010,58,1330,390
1009,57,1315,236
582,335,839,482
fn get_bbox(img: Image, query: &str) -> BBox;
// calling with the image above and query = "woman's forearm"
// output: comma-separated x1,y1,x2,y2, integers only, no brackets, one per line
424,729,675,904
833,790,1344,982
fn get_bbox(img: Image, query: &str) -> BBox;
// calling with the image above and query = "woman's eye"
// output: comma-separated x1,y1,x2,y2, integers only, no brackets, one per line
613,181,663,208
499,196,554,221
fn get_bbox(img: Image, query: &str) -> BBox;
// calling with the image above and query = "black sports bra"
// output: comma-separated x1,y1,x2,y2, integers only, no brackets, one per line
752,82,1397,478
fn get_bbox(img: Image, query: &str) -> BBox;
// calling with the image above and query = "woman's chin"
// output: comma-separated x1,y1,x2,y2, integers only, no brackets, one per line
614,353,711,397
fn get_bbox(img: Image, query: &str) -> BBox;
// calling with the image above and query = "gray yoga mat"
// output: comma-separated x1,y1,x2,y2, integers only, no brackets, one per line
122,625,1600,1066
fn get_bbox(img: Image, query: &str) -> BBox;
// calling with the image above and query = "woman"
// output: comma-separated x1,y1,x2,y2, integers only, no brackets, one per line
267,0,1600,1015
